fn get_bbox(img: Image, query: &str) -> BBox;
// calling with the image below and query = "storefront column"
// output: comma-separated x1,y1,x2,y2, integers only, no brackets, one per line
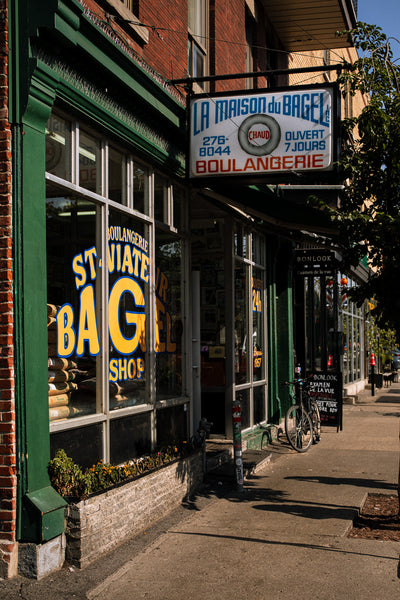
224,214,234,439
15,76,66,548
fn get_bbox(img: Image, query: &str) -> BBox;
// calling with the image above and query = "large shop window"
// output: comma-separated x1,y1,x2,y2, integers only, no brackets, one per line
155,231,184,400
302,275,335,373
340,274,363,385
46,112,187,465
299,271,364,384
234,224,267,429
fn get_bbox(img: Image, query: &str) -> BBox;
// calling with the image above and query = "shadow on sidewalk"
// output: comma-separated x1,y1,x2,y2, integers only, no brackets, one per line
168,529,399,563
252,500,357,521
284,475,398,491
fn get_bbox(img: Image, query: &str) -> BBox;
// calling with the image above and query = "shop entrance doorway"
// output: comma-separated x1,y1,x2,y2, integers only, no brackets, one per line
191,201,228,436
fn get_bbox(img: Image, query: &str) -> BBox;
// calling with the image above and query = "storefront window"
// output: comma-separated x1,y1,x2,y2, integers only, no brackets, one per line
110,412,152,465
253,385,265,424
235,262,248,384
46,114,72,181
252,270,264,382
155,231,184,399
154,174,168,223
339,274,364,385
252,233,264,265
108,209,149,409
79,129,101,194
46,111,188,463
173,186,185,231
234,222,247,258
237,388,250,430
50,423,103,469
109,146,126,204
234,226,266,428
47,189,101,423
132,162,149,215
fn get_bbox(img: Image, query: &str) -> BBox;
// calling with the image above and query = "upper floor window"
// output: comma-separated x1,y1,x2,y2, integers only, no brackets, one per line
105,0,149,44
188,0,208,86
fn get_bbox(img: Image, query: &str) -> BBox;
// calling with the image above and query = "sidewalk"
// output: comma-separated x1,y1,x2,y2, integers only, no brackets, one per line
2,383,399,599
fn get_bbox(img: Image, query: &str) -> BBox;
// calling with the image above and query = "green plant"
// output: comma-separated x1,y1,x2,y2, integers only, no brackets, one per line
49,440,197,500
48,449,93,498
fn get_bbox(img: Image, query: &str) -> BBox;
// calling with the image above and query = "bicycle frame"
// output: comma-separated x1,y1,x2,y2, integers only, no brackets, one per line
284,376,321,452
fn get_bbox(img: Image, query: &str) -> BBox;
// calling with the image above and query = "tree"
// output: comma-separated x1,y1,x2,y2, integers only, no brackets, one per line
328,22,400,508
326,23,400,337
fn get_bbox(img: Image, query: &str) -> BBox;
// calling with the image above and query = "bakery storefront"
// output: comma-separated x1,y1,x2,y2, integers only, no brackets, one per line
46,111,189,467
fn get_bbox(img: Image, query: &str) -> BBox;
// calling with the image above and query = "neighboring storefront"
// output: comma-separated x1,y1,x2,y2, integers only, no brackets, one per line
294,249,368,395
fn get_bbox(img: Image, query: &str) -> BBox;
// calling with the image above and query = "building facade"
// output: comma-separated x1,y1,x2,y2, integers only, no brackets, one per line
1,0,360,578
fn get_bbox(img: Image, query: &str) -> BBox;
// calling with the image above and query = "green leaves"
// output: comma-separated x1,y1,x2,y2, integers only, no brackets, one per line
329,23,400,335
49,441,198,500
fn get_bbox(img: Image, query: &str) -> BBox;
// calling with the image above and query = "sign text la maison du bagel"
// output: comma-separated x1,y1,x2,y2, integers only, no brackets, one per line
189,85,338,178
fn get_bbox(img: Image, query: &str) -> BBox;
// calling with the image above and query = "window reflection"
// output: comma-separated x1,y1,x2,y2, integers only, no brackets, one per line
109,146,126,204
252,270,264,382
132,162,149,215
154,174,168,223
155,231,184,400
46,115,72,181
108,210,149,409
235,262,248,384
79,130,101,194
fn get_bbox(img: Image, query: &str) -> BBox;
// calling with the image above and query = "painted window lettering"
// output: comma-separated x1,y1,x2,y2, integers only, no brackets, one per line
56,226,176,384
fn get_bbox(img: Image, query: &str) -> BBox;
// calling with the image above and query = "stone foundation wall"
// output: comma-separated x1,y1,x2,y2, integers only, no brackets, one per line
66,453,203,569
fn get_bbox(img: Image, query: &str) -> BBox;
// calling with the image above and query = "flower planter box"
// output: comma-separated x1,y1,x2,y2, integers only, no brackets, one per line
65,452,203,569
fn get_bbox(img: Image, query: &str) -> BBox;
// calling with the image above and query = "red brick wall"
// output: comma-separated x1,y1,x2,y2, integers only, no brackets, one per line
79,0,267,97
80,0,188,85
210,0,246,93
0,0,17,579
141,0,188,81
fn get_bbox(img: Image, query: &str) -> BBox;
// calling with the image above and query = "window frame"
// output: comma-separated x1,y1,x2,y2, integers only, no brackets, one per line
234,224,268,430
46,111,189,462
188,0,209,90
104,0,149,44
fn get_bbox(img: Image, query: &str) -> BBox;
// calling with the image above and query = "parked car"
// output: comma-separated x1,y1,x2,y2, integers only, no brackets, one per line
392,349,400,369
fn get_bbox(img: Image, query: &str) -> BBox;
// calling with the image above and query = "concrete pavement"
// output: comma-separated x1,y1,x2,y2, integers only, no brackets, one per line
1,383,399,599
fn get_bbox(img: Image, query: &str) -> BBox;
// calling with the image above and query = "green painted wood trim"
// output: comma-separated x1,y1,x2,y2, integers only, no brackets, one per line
33,58,185,176
27,0,185,130
276,243,295,417
267,238,280,423
266,239,295,423
14,71,66,541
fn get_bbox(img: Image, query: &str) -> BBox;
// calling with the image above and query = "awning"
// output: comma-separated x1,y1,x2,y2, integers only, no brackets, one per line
200,182,340,237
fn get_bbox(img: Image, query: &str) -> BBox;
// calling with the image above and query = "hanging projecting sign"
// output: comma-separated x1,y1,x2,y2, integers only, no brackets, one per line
189,84,338,179
294,248,337,277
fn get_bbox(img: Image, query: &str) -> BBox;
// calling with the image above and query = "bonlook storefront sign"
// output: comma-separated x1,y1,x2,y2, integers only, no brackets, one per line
189,84,338,178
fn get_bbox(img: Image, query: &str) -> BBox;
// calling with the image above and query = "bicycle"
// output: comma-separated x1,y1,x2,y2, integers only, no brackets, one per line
284,377,321,453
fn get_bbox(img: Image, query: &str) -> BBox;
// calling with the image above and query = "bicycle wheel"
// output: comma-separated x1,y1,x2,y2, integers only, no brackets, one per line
285,404,313,452
310,400,321,443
